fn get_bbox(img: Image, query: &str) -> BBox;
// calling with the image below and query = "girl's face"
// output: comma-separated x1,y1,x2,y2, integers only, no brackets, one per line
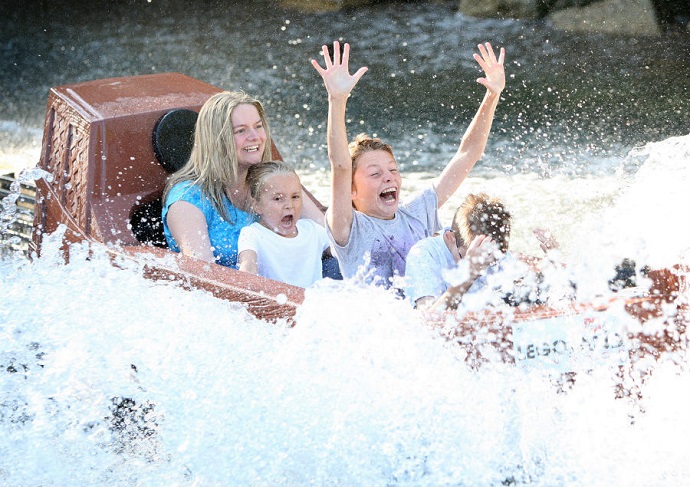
351,149,402,220
254,172,303,237
231,103,267,168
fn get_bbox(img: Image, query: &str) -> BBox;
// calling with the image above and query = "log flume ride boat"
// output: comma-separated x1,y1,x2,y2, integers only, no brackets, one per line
30,73,306,323
29,73,687,370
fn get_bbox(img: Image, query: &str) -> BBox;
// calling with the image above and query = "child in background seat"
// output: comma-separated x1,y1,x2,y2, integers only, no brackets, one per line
406,193,564,311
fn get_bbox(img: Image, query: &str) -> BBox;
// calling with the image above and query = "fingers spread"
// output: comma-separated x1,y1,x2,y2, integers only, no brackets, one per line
333,40,341,66
310,58,324,74
353,66,368,82
321,44,333,68
484,42,497,64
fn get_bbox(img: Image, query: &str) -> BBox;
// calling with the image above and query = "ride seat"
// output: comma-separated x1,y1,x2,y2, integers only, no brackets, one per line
130,108,198,247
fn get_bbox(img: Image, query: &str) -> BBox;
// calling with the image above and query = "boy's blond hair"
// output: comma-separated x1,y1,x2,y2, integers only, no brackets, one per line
451,193,511,253
348,133,394,172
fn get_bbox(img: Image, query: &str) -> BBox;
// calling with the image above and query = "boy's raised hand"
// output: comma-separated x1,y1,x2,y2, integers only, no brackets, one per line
473,42,505,95
533,227,560,254
465,234,498,277
311,41,368,98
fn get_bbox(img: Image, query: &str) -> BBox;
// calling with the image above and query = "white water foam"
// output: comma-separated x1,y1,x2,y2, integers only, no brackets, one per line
1,136,689,486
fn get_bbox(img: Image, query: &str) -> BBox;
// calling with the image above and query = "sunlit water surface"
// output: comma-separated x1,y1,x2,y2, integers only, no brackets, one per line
1,1,690,485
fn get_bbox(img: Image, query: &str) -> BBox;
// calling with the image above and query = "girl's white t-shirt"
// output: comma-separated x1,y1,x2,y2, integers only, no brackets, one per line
238,219,330,288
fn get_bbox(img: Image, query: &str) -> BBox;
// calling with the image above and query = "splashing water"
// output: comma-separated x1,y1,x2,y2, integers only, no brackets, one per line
0,167,51,257
0,137,688,486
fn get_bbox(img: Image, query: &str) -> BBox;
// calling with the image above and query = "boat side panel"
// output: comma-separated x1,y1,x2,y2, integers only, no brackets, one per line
32,91,92,254
77,74,222,246
111,245,306,322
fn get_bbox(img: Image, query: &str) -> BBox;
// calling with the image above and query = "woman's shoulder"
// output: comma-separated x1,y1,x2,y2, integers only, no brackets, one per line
165,180,227,223
167,180,205,202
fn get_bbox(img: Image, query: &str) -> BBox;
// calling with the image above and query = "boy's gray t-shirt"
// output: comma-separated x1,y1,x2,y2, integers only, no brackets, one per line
326,187,441,288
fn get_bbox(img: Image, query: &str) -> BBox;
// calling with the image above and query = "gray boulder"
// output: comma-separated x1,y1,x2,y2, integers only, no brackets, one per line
548,0,662,36
457,0,663,36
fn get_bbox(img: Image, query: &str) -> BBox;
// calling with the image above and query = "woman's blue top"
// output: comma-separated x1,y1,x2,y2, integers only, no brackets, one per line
162,180,257,268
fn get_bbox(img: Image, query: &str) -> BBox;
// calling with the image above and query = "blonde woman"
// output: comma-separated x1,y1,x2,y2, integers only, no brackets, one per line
162,91,324,268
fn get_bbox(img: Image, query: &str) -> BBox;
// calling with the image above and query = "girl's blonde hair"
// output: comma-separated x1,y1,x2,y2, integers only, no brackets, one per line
163,91,273,222
246,161,299,204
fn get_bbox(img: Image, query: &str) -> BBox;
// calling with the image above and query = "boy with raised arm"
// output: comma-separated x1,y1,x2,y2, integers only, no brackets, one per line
311,41,505,293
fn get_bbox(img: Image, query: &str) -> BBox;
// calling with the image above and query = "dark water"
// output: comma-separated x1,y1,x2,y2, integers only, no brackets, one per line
1,0,689,177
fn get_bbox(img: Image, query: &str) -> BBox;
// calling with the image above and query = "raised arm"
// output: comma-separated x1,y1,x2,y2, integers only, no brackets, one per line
311,41,368,246
435,43,506,208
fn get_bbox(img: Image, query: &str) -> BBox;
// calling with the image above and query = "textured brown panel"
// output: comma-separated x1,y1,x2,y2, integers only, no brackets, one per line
47,95,92,235
34,73,222,248
112,246,305,323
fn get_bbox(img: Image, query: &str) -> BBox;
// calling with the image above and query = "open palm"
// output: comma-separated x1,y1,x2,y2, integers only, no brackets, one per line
311,41,368,98
474,42,506,95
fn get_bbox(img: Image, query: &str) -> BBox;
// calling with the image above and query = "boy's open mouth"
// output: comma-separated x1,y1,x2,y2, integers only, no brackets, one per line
380,187,397,203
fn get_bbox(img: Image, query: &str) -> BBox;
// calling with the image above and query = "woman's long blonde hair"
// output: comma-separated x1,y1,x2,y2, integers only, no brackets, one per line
163,91,273,222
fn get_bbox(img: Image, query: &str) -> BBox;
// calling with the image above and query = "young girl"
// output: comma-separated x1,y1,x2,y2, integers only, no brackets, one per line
311,41,506,292
237,161,331,288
